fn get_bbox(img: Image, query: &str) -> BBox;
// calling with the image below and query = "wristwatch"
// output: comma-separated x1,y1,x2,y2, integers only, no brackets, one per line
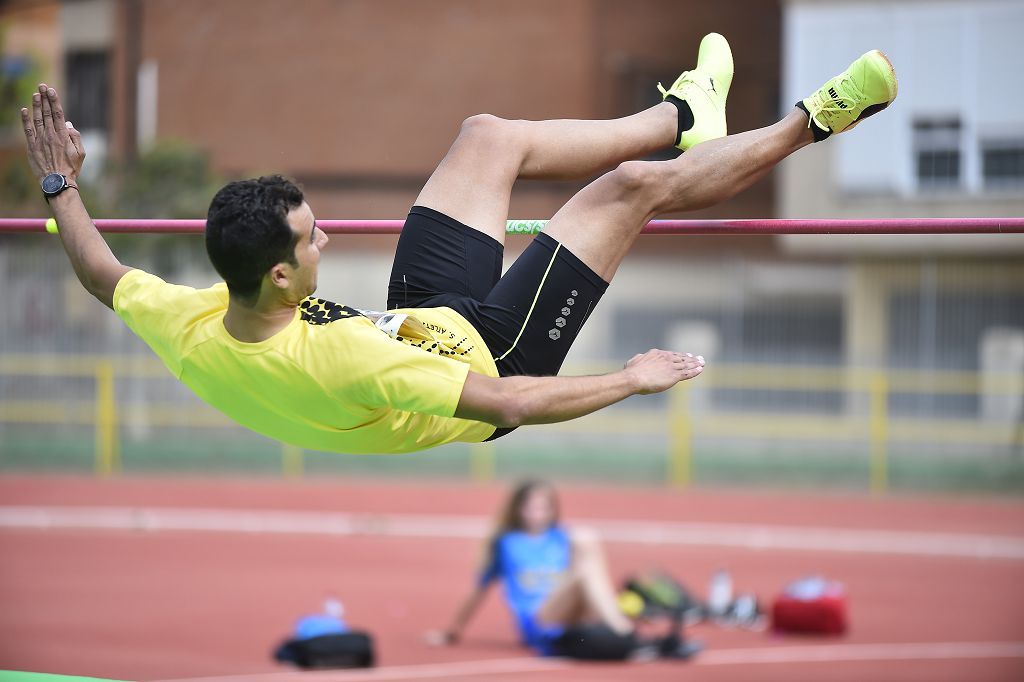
41,173,77,199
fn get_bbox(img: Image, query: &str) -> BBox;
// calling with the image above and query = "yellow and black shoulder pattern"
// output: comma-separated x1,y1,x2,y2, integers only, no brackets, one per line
299,297,364,325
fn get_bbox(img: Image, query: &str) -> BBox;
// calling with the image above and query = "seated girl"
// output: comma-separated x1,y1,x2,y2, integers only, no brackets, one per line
430,479,697,660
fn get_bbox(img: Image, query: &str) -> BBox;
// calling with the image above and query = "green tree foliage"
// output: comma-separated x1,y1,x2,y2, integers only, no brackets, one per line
1,29,46,209
111,140,223,219
0,29,44,127
102,141,225,273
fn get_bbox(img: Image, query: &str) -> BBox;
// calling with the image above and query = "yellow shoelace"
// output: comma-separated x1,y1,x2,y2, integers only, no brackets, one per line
808,74,866,128
657,71,695,98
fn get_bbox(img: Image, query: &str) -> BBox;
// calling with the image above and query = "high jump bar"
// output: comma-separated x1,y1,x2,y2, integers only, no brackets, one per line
0,217,1022,235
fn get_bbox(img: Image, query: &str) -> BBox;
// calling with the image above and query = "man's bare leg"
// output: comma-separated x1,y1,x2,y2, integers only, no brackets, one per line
536,528,632,634
413,104,678,244
543,109,816,281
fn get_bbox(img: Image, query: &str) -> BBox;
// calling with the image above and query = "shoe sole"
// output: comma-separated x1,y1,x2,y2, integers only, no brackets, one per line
871,49,899,102
697,32,734,85
845,49,898,132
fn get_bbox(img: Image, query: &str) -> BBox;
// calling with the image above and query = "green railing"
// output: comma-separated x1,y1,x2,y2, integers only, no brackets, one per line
0,355,1020,492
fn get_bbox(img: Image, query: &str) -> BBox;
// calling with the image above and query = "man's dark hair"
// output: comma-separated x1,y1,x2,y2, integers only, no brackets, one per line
205,175,305,300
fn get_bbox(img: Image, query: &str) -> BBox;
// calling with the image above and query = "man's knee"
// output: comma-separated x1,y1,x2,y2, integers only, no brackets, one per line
607,161,668,208
452,114,524,173
458,114,517,146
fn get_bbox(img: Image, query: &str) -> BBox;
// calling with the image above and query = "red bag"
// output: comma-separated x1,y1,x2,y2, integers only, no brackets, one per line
771,577,848,635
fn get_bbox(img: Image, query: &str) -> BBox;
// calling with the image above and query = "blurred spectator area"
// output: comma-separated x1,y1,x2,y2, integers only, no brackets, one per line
0,1,1021,491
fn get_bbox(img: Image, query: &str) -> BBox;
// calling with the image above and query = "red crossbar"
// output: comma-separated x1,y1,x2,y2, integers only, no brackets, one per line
1,217,1022,235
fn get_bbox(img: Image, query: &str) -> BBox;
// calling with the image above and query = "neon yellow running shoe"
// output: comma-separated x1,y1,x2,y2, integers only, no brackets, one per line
802,50,898,139
657,32,733,151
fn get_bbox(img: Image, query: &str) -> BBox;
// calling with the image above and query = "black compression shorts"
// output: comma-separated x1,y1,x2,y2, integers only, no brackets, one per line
387,206,609,438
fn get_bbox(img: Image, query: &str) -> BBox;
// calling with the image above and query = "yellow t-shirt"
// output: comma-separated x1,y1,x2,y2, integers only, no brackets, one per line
113,269,498,453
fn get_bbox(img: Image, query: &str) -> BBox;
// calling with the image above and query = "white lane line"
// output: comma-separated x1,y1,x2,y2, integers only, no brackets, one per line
155,657,567,682
695,641,1024,666
2,506,1023,560
154,642,1024,681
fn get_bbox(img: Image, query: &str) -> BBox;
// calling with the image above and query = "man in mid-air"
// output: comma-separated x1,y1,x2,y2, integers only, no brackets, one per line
20,34,896,454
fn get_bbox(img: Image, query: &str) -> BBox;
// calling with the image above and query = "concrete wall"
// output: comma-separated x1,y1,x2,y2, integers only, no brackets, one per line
779,0,1024,255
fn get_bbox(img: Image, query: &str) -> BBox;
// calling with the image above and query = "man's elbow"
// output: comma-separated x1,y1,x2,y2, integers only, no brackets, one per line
458,374,527,428
81,280,113,309
82,276,101,299
79,264,127,310
489,388,526,429
73,274,114,310
493,403,524,429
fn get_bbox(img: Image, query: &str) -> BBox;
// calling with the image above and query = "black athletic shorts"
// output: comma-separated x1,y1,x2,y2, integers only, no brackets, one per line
387,206,609,439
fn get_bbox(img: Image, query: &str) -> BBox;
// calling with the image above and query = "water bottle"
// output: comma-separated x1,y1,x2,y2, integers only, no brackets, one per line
324,596,346,625
708,569,733,616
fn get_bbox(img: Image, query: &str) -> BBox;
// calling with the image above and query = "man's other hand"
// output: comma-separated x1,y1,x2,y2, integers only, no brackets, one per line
624,349,705,394
21,83,85,183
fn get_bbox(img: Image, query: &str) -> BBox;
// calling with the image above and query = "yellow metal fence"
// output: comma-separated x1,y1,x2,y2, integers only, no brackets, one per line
0,355,1020,492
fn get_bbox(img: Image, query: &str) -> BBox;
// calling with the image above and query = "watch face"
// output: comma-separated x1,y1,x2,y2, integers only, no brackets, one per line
41,174,66,195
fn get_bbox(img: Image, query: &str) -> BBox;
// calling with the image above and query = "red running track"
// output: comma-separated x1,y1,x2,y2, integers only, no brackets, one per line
1,476,1023,681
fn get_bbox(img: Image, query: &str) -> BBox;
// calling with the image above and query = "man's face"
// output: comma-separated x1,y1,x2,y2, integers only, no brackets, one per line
282,201,328,301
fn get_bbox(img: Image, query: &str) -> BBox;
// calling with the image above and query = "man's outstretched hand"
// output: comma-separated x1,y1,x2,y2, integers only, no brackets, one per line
18,82,129,311
21,83,85,183
624,349,705,394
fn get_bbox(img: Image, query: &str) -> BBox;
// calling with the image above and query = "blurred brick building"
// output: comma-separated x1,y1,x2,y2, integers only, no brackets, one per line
1,0,782,225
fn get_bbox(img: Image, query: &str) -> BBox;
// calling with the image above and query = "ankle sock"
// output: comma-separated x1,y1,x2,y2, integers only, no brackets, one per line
796,100,832,142
665,95,695,146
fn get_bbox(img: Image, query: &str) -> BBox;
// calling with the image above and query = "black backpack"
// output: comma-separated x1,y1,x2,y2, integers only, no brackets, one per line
274,631,375,669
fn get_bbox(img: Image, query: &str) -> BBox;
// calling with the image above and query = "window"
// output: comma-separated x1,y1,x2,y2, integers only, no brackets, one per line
913,118,961,189
64,50,110,132
982,139,1024,188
